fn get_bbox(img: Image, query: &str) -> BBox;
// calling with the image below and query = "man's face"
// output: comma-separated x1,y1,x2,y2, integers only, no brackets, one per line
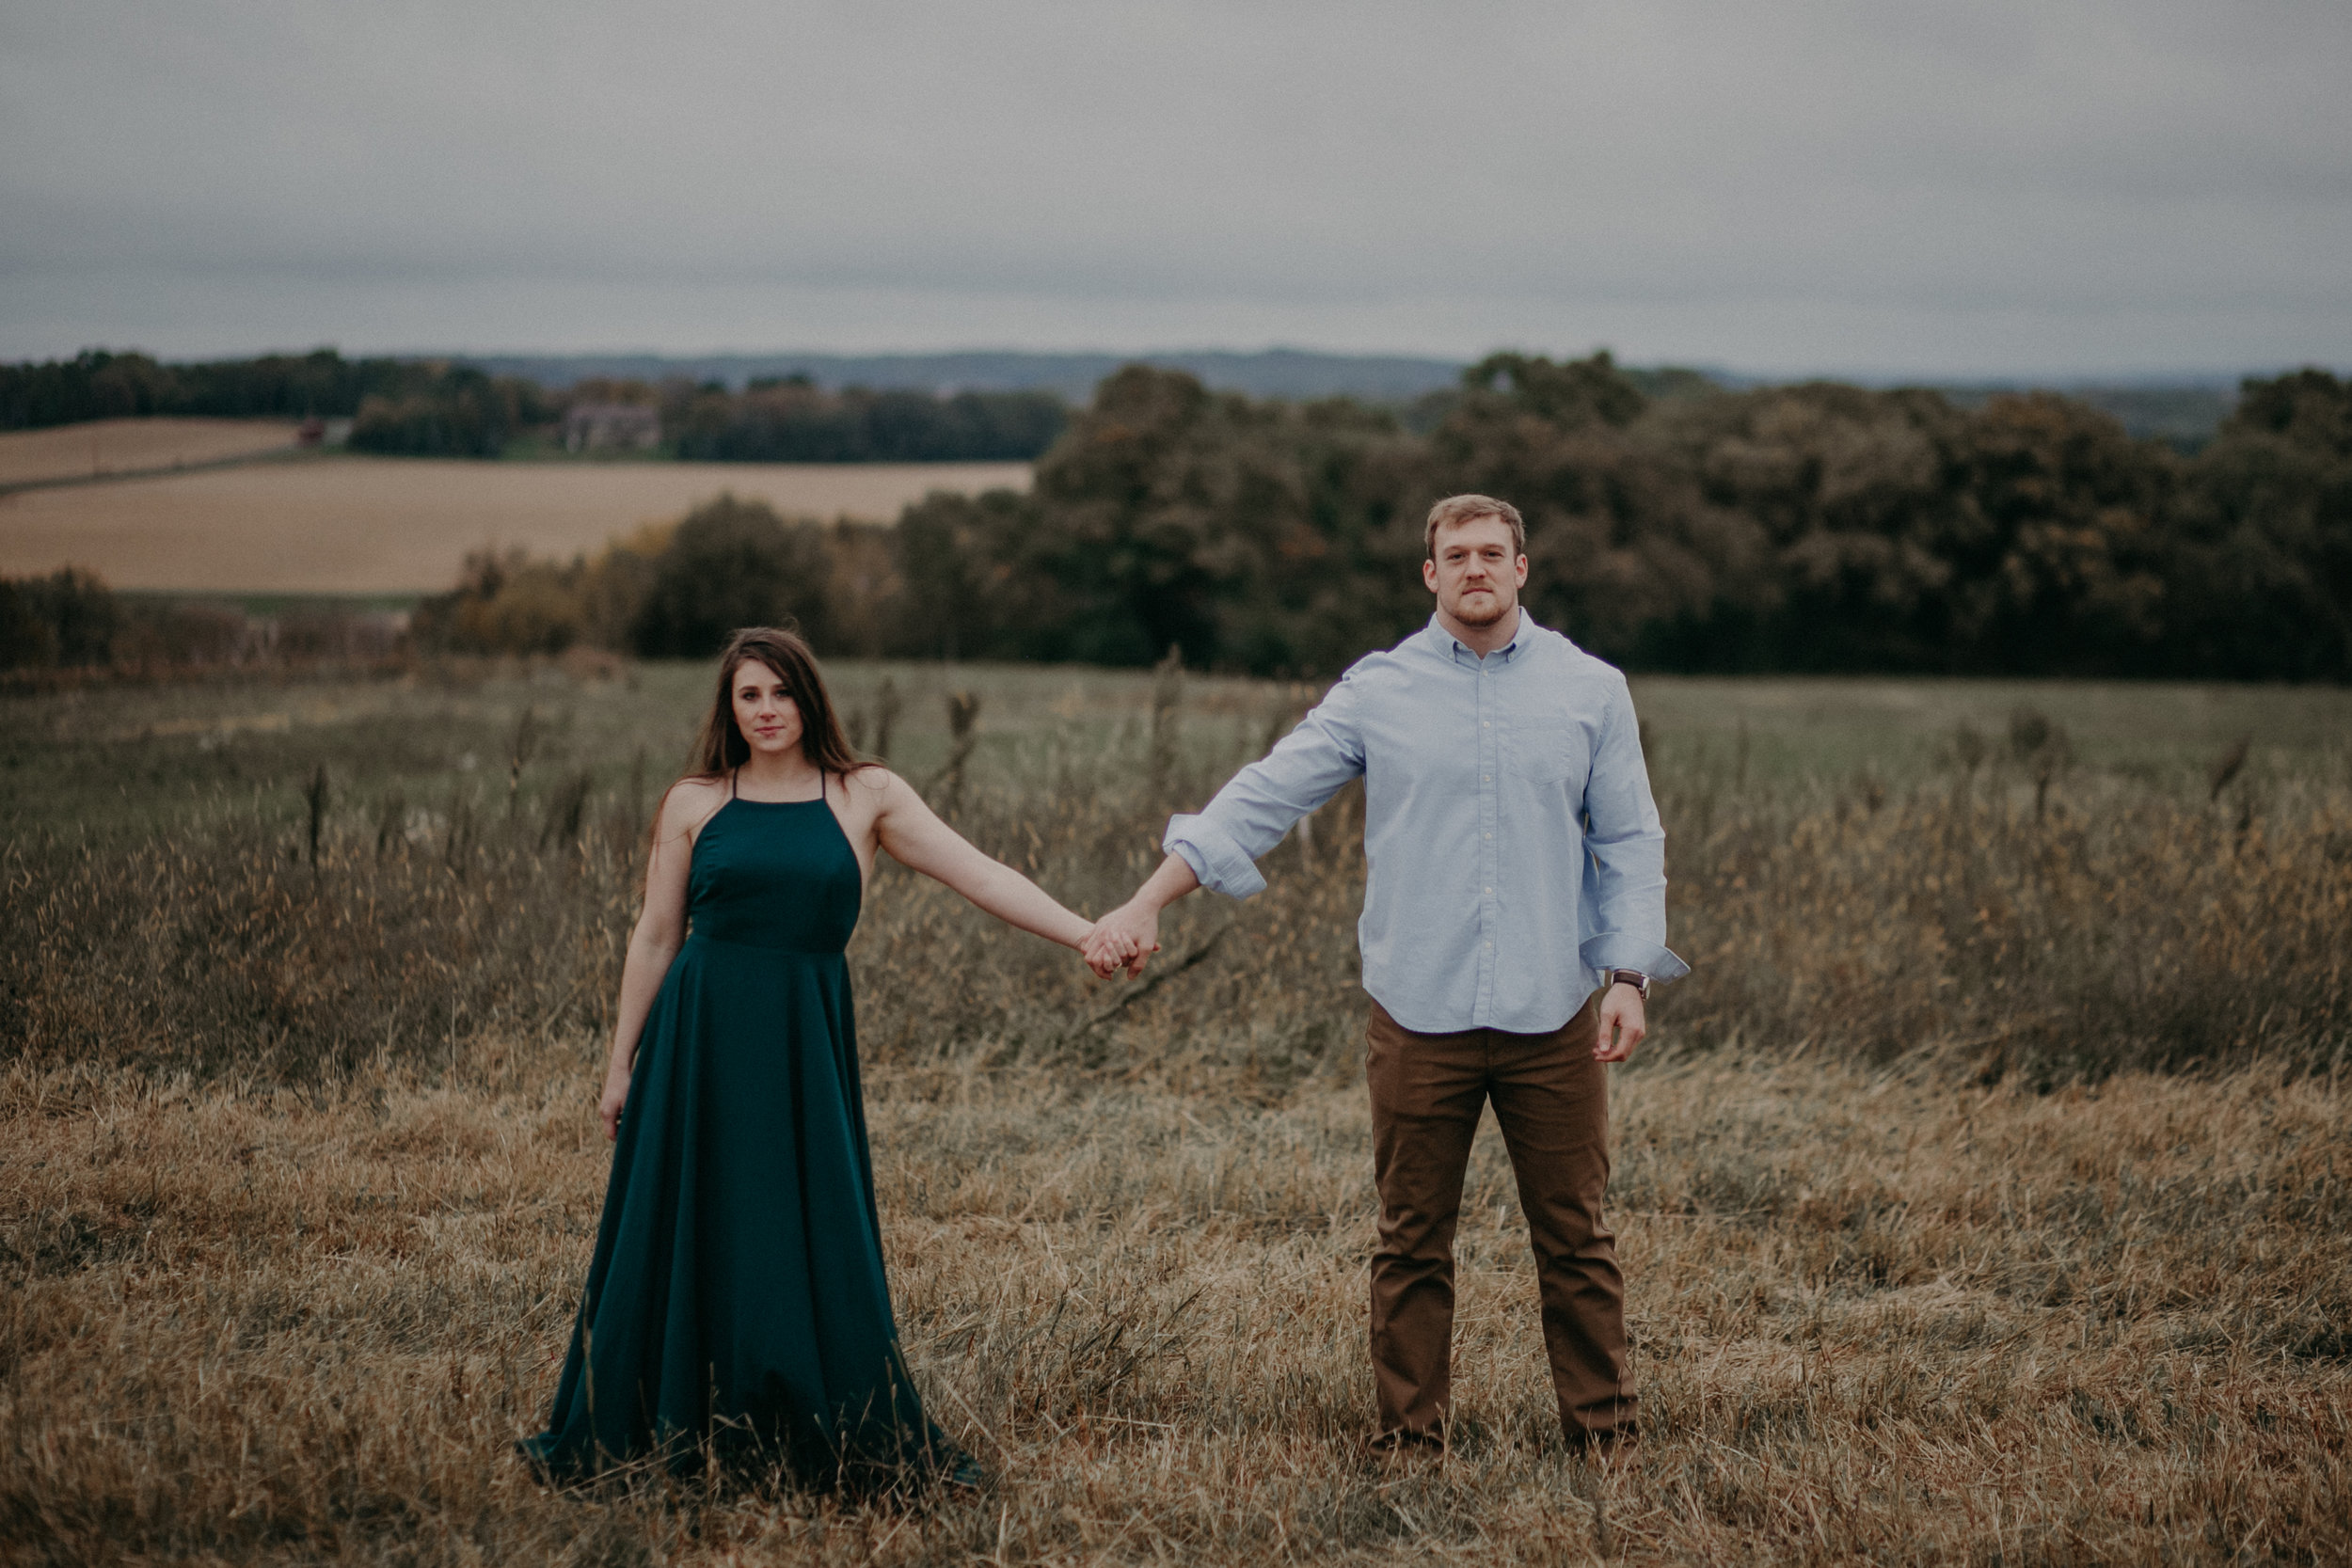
1422,515,1529,628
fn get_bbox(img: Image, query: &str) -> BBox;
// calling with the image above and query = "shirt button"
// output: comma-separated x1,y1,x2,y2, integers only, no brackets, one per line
1484,832,1491,839
1482,721,1489,727
1484,886,1492,895
1483,773,1491,782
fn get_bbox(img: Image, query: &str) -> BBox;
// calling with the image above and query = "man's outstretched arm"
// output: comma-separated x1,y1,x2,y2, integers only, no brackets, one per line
1085,675,1366,978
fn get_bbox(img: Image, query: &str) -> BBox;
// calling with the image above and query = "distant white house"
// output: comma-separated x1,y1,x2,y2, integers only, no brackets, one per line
563,404,661,453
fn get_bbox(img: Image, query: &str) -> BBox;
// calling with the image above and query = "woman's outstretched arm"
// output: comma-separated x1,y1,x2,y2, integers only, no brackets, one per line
596,780,718,1140
871,770,1124,956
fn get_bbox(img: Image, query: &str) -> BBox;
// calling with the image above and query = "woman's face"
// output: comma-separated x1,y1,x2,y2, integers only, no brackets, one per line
730,659,803,759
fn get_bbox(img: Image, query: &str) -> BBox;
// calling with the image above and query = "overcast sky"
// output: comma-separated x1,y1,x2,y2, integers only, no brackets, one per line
4,0,2347,377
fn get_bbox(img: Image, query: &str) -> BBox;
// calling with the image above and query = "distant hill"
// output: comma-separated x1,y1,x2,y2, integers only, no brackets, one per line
1915,377,2240,451
3,343,2262,451
459,352,2243,446
460,349,1471,404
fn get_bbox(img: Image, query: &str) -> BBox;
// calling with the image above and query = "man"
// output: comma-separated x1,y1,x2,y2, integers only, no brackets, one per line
1084,493,1686,1462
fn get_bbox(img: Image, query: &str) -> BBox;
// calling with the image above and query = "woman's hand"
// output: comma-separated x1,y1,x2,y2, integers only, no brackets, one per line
598,1062,631,1142
592,780,711,1145
1083,919,1143,977
1083,856,1196,979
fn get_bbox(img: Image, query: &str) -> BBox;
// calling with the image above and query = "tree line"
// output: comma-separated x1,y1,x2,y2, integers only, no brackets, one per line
0,348,554,459
0,350,1067,463
666,376,1066,462
7,353,2344,681
405,355,2347,682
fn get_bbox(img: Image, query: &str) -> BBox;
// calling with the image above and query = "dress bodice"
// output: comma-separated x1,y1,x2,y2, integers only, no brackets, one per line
686,798,863,954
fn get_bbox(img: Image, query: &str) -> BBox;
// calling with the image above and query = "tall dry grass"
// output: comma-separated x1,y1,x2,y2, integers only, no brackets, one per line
3,664,2348,1562
1660,771,2352,1083
8,678,2344,1085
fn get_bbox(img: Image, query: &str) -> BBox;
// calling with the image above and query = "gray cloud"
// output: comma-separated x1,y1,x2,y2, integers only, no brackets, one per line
3,0,2346,373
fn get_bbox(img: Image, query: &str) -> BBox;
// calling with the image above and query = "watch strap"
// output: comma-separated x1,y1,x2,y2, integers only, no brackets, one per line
1607,968,1650,998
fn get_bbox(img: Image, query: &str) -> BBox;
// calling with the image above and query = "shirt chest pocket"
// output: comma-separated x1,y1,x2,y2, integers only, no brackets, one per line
1509,714,1587,787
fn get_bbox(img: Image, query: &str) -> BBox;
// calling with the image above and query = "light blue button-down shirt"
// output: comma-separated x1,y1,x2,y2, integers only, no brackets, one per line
1165,611,1689,1035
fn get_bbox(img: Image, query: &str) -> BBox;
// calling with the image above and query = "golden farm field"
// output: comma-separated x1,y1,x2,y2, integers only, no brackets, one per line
0,416,303,489
3,665,2349,1564
0,454,1029,593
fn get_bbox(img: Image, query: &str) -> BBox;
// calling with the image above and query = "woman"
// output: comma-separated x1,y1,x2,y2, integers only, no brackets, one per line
521,627,1129,1490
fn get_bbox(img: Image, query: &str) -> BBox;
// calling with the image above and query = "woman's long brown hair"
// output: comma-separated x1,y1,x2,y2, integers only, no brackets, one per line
686,626,868,782
639,627,871,894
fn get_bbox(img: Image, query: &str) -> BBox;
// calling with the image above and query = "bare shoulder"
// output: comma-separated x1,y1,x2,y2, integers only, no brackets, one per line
658,775,730,837
843,764,916,811
842,762,900,798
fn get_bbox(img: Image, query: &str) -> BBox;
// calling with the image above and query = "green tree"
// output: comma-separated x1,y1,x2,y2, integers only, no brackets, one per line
0,567,120,668
629,496,835,658
1424,352,1773,668
891,488,1038,662
1017,365,1416,671
1644,382,1956,669
1934,392,2170,674
2169,369,2352,679
346,365,543,457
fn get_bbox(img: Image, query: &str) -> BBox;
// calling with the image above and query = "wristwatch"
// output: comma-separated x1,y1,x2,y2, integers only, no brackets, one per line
1607,969,1650,999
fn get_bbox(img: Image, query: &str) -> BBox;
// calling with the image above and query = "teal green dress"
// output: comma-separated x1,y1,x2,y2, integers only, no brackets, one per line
522,783,961,1489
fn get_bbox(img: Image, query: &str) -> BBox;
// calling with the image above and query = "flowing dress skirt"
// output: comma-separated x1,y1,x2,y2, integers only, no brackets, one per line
522,797,960,1488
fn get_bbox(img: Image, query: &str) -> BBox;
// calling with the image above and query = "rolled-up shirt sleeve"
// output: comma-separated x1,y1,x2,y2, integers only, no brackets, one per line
1165,675,1367,900
1576,675,1691,983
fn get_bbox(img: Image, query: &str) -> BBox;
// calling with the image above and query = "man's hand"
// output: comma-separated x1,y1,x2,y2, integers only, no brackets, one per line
1085,898,1164,979
1084,853,1199,978
1594,982,1646,1063
1080,919,1141,977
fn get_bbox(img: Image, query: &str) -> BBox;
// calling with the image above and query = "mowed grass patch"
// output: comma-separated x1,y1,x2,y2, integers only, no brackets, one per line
4,1041,2347,1564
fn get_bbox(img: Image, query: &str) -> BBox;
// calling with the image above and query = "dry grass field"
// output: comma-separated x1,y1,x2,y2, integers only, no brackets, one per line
0,418,302,490
3,663,2348,1564
0,456,1029,593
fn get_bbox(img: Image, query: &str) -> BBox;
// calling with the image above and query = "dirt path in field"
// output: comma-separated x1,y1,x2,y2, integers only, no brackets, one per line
0,455,1030,593
0,418,303,489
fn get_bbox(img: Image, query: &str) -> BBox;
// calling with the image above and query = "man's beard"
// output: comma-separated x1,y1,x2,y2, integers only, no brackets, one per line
1449,590,1513,628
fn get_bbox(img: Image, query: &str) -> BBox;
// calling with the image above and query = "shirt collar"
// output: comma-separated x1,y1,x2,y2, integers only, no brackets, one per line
1428,608,1539,665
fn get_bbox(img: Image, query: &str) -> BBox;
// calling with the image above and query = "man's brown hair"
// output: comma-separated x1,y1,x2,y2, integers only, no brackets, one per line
1424,494,1526,559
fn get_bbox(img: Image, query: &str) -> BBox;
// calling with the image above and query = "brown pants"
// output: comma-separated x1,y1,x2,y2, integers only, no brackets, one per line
1365,991,1632,1444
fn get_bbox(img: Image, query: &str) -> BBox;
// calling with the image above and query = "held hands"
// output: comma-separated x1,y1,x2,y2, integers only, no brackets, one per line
1594,982,1646,1063
1082,899,1163,979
